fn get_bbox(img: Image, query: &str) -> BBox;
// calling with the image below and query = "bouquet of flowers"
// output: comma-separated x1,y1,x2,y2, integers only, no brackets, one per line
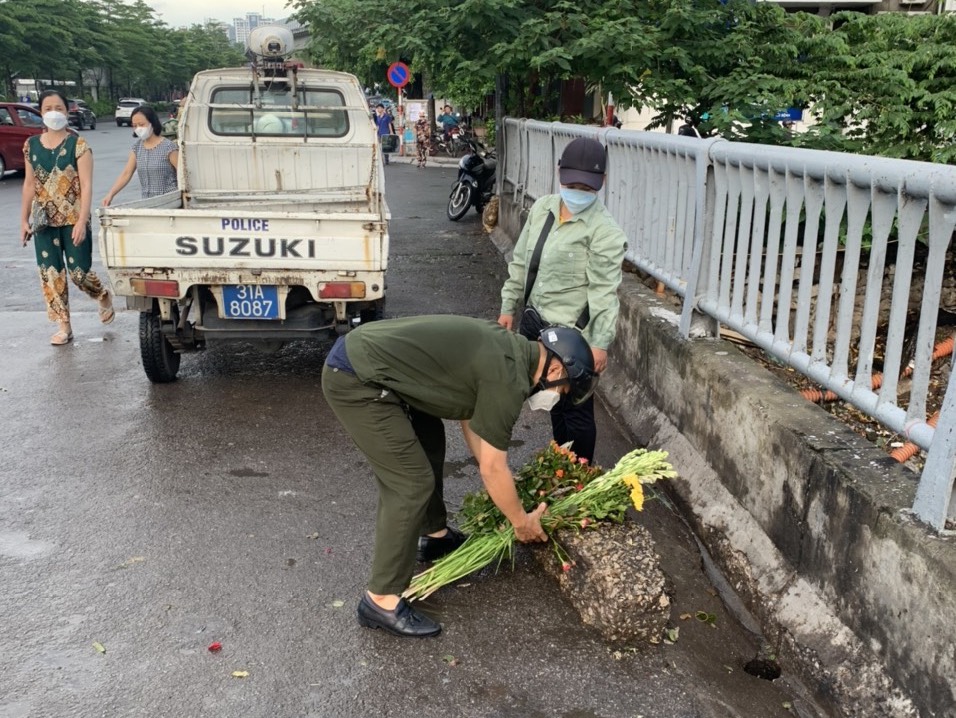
403,442,676,601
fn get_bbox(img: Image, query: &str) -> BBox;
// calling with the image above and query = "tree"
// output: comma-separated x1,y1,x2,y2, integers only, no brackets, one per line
795,12,956,162
0,0,248,103
291,0,956,161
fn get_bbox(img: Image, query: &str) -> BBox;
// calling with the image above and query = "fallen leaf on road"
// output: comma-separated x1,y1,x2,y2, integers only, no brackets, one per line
331,600,344,608
679,613,693,621
208,642,222,652
306,532,320,540
441,655,460,667
231,671,249,678
92,642,106,654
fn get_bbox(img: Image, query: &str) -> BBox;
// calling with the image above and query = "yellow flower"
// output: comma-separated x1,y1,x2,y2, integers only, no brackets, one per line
622,474,644,511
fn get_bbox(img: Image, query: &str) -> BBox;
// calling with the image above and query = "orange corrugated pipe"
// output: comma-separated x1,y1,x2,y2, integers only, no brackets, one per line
890,411,940,463
801,335,956,404
800,387,838,402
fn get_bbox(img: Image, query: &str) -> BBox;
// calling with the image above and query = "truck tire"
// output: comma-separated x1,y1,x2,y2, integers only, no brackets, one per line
139,310,180,383
447,182,472,221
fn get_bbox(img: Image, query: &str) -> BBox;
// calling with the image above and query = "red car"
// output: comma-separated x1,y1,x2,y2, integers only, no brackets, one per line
0,102,76,179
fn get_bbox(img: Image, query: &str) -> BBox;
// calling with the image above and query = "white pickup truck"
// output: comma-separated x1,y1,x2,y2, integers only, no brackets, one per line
97,28,388,383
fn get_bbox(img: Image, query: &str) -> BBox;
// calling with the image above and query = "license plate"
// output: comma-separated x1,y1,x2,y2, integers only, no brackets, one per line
221,285,280,319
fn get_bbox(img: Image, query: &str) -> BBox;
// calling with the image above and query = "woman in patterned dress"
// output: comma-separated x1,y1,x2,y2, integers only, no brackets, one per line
414,116,432,168
19,89,113,346
102,105,178,205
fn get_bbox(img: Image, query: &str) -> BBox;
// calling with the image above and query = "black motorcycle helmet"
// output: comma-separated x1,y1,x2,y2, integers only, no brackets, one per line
537,325,599,405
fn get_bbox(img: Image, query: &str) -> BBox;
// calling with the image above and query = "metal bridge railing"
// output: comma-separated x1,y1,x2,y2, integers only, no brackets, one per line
501,117,956,530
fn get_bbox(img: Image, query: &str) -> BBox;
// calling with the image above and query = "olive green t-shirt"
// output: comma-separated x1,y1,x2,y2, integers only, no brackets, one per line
344,315,540,450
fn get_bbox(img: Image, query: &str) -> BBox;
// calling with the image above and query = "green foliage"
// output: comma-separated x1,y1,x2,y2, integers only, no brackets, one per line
0,0,245,101
458,441,612,536
483,117,496,148
797,12,956,162
89,98,114,117
292,0,956,162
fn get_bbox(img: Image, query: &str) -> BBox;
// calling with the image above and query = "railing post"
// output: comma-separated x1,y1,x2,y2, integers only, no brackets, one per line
679,138,724,338
913,357,956,530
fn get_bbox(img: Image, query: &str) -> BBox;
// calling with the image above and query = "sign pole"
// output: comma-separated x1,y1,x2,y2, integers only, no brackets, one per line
398,87,405,156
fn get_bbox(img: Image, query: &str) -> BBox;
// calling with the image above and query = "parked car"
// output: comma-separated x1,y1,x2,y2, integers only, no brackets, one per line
0,102,47,178
115,97,147,127
68,99,96,130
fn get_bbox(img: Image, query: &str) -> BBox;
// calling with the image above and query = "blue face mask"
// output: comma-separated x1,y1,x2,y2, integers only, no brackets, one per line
560,187,599,214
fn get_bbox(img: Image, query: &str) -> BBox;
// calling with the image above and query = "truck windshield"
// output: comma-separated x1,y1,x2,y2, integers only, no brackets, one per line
208,87,349,138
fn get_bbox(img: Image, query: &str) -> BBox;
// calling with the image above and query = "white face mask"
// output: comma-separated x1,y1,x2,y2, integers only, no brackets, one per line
133,126,153,140
525,389,561,412
42,111,68,131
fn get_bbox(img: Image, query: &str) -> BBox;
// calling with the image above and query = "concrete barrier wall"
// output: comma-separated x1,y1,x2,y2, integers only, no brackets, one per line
495,196,956,718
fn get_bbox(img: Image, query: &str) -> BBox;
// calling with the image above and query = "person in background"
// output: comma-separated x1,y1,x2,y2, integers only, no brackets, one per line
436,104,459,141
497,137,627,464
414,116,431,168
20,89,113,346
322,314,598,637
373,103,395,165
102,105,178,205
677,116,701,138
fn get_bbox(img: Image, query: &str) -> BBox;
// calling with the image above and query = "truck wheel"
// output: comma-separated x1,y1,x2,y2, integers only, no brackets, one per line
360,299,385,324
139,310,180,383
447,182,472,221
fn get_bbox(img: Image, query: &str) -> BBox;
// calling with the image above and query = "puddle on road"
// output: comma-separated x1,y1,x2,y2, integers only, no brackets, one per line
0,531,55,560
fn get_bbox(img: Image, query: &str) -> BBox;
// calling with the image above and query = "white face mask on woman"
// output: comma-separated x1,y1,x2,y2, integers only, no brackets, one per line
133,125,153,140
42,111,68,131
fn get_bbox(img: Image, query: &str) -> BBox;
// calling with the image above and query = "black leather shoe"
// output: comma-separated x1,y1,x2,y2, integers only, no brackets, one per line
356,594,442,637
416,526,468,563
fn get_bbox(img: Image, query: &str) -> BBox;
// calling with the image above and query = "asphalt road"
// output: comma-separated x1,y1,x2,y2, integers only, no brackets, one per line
0,124,822,718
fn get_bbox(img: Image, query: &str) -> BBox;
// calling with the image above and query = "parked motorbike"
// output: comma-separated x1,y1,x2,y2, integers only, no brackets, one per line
432,125,469,157
447,138,497,221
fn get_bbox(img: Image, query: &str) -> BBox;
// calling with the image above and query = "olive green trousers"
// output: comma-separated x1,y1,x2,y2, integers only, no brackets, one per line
321,365,448,595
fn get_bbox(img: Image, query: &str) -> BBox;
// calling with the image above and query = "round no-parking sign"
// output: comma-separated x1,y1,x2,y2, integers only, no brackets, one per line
387,62,410,89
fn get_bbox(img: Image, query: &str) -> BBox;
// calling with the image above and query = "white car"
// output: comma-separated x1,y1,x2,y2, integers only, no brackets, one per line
115,97,147,127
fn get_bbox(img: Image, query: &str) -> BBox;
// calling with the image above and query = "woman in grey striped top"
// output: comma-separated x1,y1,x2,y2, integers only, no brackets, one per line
102,105,178,205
